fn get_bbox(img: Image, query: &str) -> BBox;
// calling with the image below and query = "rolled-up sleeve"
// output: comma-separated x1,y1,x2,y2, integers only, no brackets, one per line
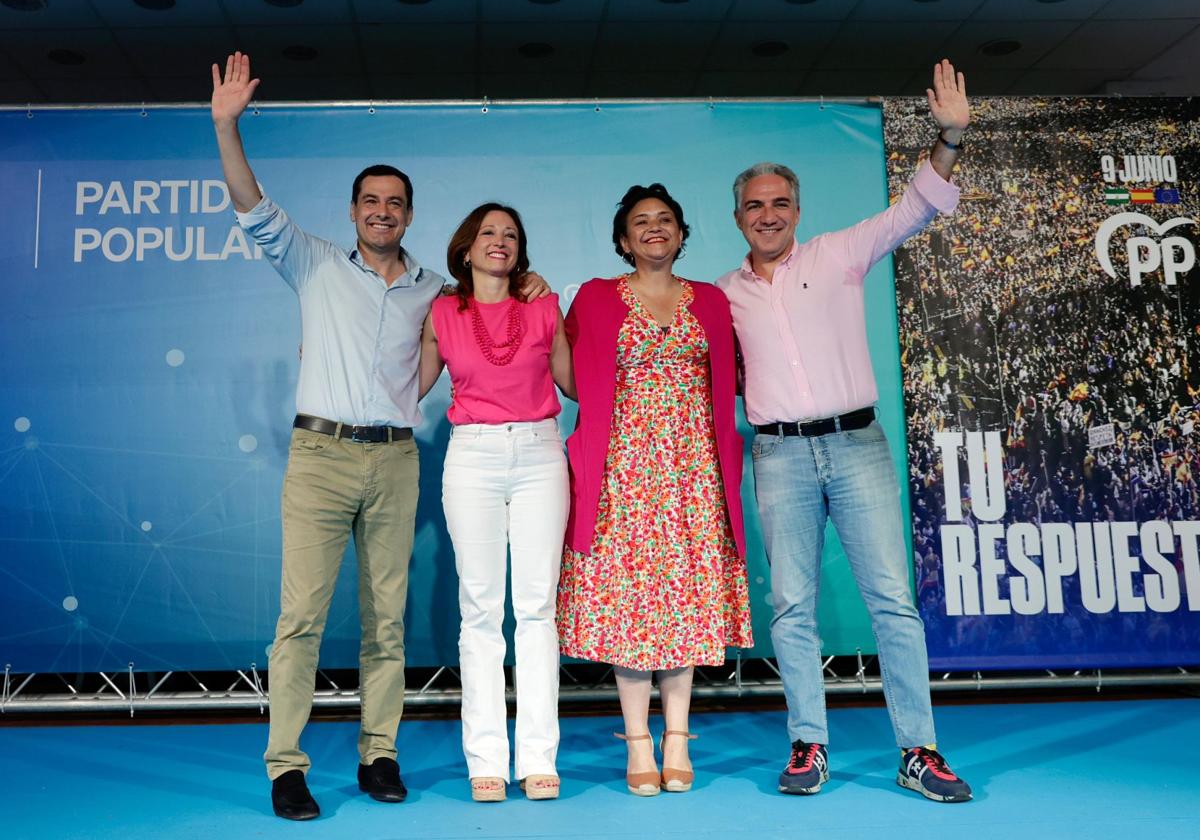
235,195,319,293
909,159,959,215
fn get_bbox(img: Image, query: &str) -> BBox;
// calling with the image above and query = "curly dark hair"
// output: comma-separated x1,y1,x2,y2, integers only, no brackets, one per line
611,183,690,267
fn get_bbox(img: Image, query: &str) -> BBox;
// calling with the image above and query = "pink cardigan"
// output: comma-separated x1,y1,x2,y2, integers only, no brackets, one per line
563,277,746,558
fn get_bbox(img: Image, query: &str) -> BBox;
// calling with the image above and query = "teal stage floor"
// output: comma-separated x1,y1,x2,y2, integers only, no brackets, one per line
2,698,1197,839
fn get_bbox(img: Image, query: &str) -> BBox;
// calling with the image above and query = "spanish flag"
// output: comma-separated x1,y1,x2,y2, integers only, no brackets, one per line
1130,189,1156,204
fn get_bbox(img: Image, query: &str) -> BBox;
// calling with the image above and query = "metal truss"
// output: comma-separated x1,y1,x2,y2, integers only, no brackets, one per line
2,656,1197,716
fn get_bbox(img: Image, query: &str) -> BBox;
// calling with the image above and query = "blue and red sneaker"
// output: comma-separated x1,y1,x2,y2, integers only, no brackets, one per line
897,747,972,802
778,740,829,795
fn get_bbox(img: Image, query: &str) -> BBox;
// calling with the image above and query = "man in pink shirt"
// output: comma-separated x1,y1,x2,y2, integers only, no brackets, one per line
716,60,972,803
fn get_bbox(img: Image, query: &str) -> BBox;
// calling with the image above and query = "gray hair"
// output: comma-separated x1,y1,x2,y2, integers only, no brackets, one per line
732,162,800,215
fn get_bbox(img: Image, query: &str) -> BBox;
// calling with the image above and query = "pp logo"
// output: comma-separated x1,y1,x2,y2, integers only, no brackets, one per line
1095,212,1198,287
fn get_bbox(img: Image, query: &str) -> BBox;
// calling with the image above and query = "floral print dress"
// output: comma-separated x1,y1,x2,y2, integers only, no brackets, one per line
557,277,753,671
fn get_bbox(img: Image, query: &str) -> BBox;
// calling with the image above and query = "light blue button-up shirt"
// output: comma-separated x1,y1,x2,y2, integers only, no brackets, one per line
237,195,445,428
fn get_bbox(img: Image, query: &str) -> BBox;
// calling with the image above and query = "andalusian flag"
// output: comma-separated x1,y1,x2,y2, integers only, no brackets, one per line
1130,189,1156,204
1104,188,1129,204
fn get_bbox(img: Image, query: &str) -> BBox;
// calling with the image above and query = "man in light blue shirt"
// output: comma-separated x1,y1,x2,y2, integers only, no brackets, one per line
211,52,545,820
236,192,441,429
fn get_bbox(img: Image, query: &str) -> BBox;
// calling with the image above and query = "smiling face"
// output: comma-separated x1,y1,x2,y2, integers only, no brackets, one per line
467,209,520,279
349,174,412,254
735,173,800,265
620,197,683,268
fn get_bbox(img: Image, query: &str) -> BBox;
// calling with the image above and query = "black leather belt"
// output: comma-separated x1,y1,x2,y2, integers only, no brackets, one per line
293,414,413,443
754,407,875,438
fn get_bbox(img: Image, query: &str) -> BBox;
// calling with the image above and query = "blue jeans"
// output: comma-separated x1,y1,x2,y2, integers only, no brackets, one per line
752,420,935,748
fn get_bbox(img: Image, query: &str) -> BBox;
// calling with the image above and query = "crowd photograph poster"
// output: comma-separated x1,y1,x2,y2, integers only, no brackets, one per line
885,98,1200,669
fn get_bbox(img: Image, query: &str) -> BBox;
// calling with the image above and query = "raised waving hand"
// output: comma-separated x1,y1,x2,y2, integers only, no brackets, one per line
926,58,969,135
211,51,260,127
926,58,969,181
210,52,263,212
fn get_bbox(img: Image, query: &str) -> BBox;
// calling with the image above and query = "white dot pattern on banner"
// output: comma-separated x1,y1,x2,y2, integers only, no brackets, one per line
264,643,273,658
763,592,775,607
239,434,258,453
2,414,281,675
165,349,185,367
755,576,765,585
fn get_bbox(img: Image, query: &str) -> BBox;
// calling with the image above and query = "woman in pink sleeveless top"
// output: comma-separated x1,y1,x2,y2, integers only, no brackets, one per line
418,203,574,803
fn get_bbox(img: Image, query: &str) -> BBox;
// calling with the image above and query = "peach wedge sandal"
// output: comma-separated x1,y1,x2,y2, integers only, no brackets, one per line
519,774,561,800
470,777,506,802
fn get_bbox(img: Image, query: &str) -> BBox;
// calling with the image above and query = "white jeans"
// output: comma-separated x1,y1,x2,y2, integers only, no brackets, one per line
442,419,569,780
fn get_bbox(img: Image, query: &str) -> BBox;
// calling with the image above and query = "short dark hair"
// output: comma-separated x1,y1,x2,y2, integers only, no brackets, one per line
446,203,531,311
611,183,690,267
351,164,414,207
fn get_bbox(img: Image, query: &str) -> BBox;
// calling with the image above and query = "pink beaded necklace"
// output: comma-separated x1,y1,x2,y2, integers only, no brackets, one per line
469,297,525,366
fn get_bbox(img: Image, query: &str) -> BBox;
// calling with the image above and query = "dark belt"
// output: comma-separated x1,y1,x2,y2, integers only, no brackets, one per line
754,407,875,438
293,414,413,443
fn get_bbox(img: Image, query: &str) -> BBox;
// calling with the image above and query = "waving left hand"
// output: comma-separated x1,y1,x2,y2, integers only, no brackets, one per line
927,59,969,133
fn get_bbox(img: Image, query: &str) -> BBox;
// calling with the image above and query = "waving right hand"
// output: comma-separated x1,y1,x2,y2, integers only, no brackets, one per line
211,52,260,126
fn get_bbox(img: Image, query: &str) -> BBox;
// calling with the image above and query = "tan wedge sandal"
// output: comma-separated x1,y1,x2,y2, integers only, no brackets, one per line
660,730,698,792
614,732,661,796
518,774,560,801
470,776,506,802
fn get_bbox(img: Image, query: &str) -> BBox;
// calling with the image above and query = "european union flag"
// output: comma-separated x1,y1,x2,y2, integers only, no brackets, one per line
1156,187,1181,204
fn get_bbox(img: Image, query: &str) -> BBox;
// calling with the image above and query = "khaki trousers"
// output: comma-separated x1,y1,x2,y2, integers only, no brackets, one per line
264,427,419,779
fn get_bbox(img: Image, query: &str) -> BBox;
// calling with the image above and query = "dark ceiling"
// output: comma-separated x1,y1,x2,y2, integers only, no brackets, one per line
0,0,1197,106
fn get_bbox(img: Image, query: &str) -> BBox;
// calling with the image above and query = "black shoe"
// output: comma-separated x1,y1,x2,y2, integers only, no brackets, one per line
778,740,829,795
358,757,408,802
271,770,320,820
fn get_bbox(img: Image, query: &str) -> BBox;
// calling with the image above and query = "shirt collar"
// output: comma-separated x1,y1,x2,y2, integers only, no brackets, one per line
738,240,798,283
348,246,422,288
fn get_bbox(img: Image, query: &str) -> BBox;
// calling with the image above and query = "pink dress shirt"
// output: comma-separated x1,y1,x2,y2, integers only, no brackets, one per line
716,161,959,426
564,277,746,558
431,293,562,425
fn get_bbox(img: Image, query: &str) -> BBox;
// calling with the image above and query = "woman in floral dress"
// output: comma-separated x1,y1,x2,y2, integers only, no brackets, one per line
557,183,753,796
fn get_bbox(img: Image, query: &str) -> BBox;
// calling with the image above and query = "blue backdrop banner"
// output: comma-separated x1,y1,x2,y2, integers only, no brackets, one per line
0,101,900,672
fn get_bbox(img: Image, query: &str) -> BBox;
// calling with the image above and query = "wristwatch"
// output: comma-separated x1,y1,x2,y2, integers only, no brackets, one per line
937,130,965,151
